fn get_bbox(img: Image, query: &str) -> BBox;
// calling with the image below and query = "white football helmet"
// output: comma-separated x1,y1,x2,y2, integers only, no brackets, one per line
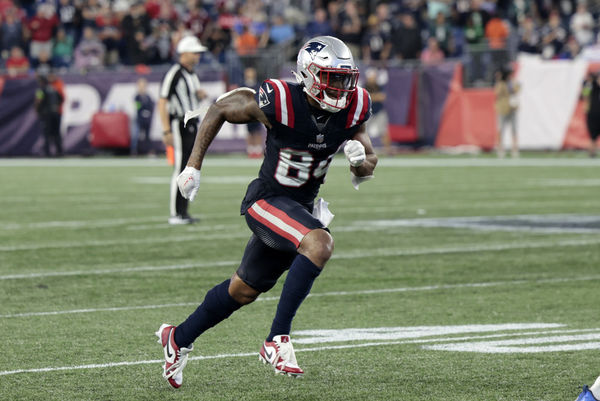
295,36,359,113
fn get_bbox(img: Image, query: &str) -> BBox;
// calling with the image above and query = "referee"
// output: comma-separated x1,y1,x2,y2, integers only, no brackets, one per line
159,35,207,224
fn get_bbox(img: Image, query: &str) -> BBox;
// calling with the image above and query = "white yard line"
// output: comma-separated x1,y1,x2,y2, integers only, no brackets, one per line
1,217,599,251
1,327,599,377
0,232,250,252
1,212,597,232
1,237,599,278
0,260,238,280
2,274,600,319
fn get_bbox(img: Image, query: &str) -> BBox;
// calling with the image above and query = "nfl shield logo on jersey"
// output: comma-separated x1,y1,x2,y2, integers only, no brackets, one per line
316,134,324,143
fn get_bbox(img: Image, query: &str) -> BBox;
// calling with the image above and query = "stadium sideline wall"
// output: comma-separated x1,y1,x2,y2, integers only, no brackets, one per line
0,60,596,156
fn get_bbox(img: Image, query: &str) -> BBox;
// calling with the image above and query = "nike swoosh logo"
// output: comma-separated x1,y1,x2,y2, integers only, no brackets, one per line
166,328,174,360
266,85,273,94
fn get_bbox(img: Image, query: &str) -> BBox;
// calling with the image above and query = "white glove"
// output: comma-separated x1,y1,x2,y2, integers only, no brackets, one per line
344,140,366,167
177,166,201,201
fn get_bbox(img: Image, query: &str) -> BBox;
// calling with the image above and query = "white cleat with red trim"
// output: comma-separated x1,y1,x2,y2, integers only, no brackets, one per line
155,323,193,388
259,335,304,377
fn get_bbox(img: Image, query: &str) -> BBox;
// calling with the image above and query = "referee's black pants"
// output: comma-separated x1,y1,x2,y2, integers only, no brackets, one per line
170,118,198,217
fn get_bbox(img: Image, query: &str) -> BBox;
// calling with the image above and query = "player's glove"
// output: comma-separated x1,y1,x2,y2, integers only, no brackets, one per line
344,140,366,167
177,166,201,201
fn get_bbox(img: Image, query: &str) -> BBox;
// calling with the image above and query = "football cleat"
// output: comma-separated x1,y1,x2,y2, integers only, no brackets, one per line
155,324,193,388
259,335,304,377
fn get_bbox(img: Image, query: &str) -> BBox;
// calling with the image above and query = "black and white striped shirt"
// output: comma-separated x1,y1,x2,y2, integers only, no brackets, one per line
159,63,202,120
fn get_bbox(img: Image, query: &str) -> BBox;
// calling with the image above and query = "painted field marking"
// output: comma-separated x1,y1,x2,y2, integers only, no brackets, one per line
2,275,600,318
2,213,599,235
0,232,250,252
2,237,600,279
1,324,599,377
352,214,600,234
2,237,600,278
131,176,255,184
0,260,238,280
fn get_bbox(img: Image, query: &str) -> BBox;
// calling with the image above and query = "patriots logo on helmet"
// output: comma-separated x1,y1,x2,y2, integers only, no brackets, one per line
303,41,327,60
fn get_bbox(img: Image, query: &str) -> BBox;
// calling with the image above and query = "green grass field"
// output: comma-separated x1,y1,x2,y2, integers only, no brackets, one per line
1,154,599,400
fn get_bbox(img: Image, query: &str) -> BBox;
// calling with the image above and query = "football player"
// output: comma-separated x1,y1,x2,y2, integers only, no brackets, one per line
156,36,377,388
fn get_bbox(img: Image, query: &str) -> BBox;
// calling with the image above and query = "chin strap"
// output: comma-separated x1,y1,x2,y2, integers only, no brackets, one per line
351,172,373,190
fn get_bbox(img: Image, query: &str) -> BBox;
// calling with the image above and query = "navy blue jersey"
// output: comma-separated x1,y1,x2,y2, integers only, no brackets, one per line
241,79,371,211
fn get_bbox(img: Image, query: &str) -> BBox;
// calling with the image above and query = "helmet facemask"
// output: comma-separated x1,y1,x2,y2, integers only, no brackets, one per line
304,63,359,113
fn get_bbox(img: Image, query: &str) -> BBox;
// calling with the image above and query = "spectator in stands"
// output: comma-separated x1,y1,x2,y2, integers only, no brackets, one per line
56,0,77,40
375,2,393,38
183,0,211,41
304,8,333,39
556,0,576,26
149,0,177,23
570,2,594,47
383,12,422,61
205,25,230,63
361,14,388,63
336,0,362,58
234,24,260,56
540,11,568,59
268,14,295,45
1,7,22,58
52,27,74,68
81,0,101,28
517,17,540,54
5,46,29,78
96,5,121,66
464,12,486,45
26,3,59,64
121,1,151,65
241,1,270,50
128,30,150,65
494,66,520,158
144,22,172,65
421,37,445,64
74,26,105,71
326,0,342,34
429,11,452,56
485,13,510,49
558,35,581,59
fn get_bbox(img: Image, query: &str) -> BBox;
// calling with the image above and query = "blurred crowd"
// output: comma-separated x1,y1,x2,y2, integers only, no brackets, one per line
3,0,600,79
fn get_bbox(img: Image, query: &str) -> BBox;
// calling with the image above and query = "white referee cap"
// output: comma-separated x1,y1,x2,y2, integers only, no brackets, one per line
177,36,207,54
